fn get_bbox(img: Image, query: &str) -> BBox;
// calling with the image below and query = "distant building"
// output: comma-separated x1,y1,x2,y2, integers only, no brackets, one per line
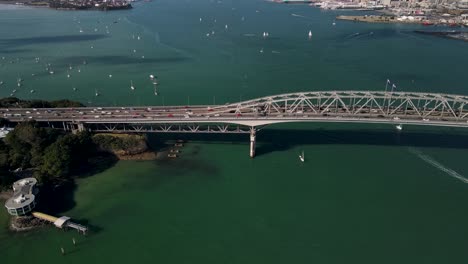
4,178,38,216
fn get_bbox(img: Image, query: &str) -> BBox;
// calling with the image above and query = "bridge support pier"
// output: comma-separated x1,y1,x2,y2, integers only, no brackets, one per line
249,127,256,158
77,123,85,132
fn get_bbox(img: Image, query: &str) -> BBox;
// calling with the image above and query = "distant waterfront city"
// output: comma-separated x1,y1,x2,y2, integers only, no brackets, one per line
0,0,468,263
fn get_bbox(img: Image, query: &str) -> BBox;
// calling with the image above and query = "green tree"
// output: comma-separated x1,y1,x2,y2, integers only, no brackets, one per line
40,138,72,182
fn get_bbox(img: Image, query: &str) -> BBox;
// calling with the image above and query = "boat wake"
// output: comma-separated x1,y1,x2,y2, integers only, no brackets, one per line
408,147,468,184
291,13,308,19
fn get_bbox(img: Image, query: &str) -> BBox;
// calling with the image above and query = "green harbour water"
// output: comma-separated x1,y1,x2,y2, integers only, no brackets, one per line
1,1,468,263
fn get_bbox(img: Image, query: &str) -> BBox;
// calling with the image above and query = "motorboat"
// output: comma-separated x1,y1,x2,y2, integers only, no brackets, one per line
299,151,305,162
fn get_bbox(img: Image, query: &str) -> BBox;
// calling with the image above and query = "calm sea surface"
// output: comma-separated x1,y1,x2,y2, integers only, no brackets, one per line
1,1,468,263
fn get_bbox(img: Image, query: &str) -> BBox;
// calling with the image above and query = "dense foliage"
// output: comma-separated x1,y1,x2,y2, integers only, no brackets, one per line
0,122,95,186
0,122,149,188
0,97,84,108
93,134,147,154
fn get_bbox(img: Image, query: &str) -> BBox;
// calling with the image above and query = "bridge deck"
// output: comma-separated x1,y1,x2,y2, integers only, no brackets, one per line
2,91,468,130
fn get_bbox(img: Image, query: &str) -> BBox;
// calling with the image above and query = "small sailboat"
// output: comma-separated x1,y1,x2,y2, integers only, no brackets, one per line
79,28,83,33
12,89,17,93
225,24,228,29
149,74,155,80
30,89,35,93
130,80,135,90
137,35,141,40
95,89,99,97
17,82,21,87
299,151,305,162
260,48,264,53
396,124,403,131
67,72,71,78
262,32,267,38
77,68,81,73
308,30,312,39
199,17,202,22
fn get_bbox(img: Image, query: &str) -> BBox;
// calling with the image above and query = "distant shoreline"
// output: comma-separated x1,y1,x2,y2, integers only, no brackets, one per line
0,0,133,11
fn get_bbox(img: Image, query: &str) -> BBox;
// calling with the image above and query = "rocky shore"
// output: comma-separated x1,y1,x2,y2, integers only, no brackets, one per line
93,134,157,161
10,216,46,232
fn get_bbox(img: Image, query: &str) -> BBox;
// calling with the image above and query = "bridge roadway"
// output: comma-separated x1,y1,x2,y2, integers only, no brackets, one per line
2,90,468,157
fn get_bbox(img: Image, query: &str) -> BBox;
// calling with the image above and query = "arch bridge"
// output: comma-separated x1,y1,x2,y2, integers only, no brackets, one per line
2,90,468,157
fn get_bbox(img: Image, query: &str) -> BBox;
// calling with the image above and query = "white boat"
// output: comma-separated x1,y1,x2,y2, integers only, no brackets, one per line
30,89,35,93
109,74,112,78
308,30,312,39
332,22,336,26
67,73,71,78
17,82,21,87
79,28,83,33
95,89,99,97
299,151,305,162
137,35,141,40
396,124,403,131
130,80,135,90
0,81,3,85
49,71,54,75
73,87,77,91
149,74,155,80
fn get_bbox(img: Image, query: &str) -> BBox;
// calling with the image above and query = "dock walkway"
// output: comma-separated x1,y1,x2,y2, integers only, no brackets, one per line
32,212,88,234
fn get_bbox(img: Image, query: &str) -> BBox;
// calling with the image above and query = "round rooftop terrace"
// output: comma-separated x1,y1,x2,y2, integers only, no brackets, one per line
4,178,38,216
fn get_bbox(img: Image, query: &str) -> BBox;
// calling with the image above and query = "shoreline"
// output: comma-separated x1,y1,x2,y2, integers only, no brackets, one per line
0,0,132,11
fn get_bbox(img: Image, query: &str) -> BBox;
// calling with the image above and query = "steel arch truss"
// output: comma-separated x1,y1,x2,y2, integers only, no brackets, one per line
212,91,468,121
